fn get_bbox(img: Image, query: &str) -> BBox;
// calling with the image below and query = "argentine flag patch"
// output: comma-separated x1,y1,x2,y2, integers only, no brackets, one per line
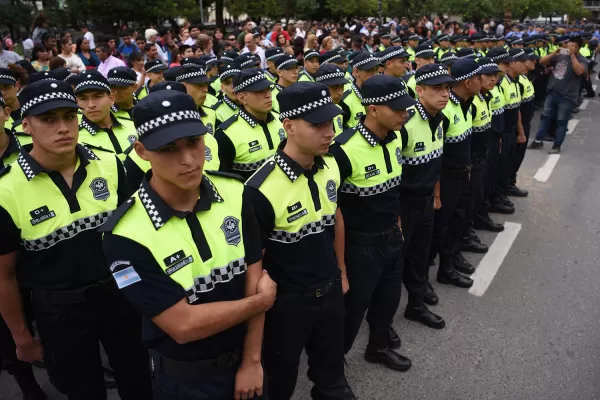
113,266,141,289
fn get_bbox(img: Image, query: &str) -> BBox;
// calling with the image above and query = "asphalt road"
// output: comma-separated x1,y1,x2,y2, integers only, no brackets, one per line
2,86,600,400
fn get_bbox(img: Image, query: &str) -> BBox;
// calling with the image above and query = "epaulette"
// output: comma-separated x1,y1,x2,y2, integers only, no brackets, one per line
404,108,416,123
205,170,245,182
211,100,223,110
333,127,358,144
124,143,135,155
341,90,352,101
208,85,217,97
81,143,115,154
134,86,144,98
218,114,239,130
0,164,11,179
11,119,22,129
98,197,136,232
245,159,276,189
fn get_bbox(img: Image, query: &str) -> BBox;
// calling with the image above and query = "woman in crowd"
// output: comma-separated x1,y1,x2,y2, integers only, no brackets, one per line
276,33,288,48
30,43,51,72
320,36,333,54
76,37,99,70
128,51,146,88
304,33,317,51
58,37,85,73
49,56,66,70
213,28,224,56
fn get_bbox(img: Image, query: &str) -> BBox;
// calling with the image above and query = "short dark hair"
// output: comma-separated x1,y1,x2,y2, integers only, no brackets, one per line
127,51,144,67
122,29,133,37
158,27,172,37
95,42,110,53
190,24,203,32
178,44,192,55
144,43,156,52
49,56,66,70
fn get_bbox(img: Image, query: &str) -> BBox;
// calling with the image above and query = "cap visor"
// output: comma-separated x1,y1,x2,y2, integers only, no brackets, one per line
148,65,168,73
480,65,501,74
0,78,16,85
141,120,207,151
109,81,136,87
387,95,417,111
302,103,342,124
75,84,111,94
416,52,436,59
242,79,272,92
419,75,454,86
26,100,79,117
357,60,381,70
513,55,529,62
320,77,349,86
184,76,211,84
279,63,299,70
442,60,457,67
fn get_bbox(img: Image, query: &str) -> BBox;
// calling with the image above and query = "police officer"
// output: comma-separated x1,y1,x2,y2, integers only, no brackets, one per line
299,50,320,82
74,70,138,159
434,34,453,60
381,46,411,82
200,56,222,96
399,64,453,314
330,75,414,371
314,64,348,136
0,68,21,130
440,52,459,68
406,34,420,62
101,90,276,400
0,94,20,167
107,66,138,119
339,52,380,128
135,59,167,100
245,81,355,400
271,54,300,113
0,79,151,399
215,69,285,180
430,60,483,288
177,58,220,108
264,47,284,82
124,82,220,189
173,64,218,134
212,61,242,126
406,44,436,98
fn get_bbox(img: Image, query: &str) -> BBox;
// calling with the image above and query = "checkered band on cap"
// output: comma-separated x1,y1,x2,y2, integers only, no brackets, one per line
442,53,458,61
233,72,266,92
276,58,298,70
315,70,345,82
266,52,284,61
175,69,207,82
480,62,498,70
490,52,510,62
416,68,451,84
458,52,476,59
279,96,333,120
380,48,408,61
453,65,482,82
108,77,137,85
438,35,450,41
322,55,343,64
352,56,378,68
415,48,435,57
146,63,165,73
304,50,320,59
0,74,16,83
511,50,526,59
221,55,234,61
362,89,409,105
75,79,111,92
220,68,241,80
136,110,202,136
21,91,77,116
240,59,255,68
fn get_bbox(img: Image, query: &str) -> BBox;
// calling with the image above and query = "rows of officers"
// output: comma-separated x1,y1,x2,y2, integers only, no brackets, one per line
0,29,556,399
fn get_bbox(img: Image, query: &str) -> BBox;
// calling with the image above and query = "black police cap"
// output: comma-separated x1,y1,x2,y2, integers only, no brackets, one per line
361,74,415,110
456,48,476,59
277,82,341,124
350,52,380,70
220,51,239,62
233,69,271,93
28,71,54,84
73,70,111,95
414,44,436,59
319,50,346,65
487,47,514,63
523,48,540,61
508,48,529,62
107,66,138,87
180,57,204,66
50,68,76,82
219,61,242,80
440,52,459,66
450,59,482,82
148,81,188,94
175,64,209,84
275,54,299,70
415,64,454,86
303,49,320,61
0,68,18,85
18,79,78,118
265,47,285,62
163,66,180,82
380,46,409,63
477,57,501,74
132,90,206,151
315,64,347,86
145,59,167,73
235,54,260,69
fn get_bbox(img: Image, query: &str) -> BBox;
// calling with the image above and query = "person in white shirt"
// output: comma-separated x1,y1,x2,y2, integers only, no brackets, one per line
295,21,306,39
183,24,202,46
58,37,86,73
145,28,168,65
22,37,34,60
241,33,266,69
82,25,95,50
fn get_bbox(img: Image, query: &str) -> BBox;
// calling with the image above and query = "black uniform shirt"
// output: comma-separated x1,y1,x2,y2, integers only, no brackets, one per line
442,91,474,170
329,123,402,233
102,173,262,361
0,145,130,289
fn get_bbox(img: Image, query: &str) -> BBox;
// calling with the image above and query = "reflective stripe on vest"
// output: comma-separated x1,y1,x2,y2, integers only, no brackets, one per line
341,85,365,128
254,155,339,244
472,94,491,133
111,175,247,303
501,75,521,110
520,75,535,103
490,86,505,115
78,116,138,160
401,106,444,165
442,95,473,144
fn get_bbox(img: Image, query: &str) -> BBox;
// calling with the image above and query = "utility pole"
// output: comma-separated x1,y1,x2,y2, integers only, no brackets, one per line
199,0,204,23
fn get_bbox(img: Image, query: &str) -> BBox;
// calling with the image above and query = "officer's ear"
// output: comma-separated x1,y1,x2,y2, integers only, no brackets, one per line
107,91,115,104
22,116,32,135
277,69,284,78
236,92,246,105
1,106,9,120
282,118,293,136
415,84,425,98
134,141,150,161
366,104,377,118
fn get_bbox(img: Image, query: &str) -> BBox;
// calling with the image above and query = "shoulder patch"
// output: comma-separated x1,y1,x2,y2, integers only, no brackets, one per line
0,164,11,179
333,127,358,144
205,170,245,182
245,159,276,189
218,114,239,131
98,197,136,232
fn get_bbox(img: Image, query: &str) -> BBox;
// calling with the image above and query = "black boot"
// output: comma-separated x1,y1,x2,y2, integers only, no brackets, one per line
364,331,412,372
423,281,439,306
507,183,528,197
103,367,117,389
6,361,47,400
454,253,476,275
474,215,504,232
387,326,401,349
460,234,488,253
489,197,515,214
437,256,473,288
499,194,515,208
404,300,446,330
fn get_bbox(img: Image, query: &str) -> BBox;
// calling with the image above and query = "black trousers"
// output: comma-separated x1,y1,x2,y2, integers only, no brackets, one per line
31,279,152,400
461,155,487,234
430,168,470,273
344,227,403,351
512,106,534,184
400,193,435,302
264,282,352,400
480,136,501,215
494,127,517,198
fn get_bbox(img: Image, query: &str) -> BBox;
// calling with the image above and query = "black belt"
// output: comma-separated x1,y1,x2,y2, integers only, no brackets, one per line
151,348,240,380
346,226,399,246
31,277,116,305
400,190,434,203
441,166,470,179
278,277,340,298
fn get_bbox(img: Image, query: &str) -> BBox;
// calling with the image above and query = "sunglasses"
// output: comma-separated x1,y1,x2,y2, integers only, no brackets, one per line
227,37,236,41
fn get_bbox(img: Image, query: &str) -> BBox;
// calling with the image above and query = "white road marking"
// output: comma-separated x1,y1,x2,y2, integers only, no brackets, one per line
580,100,589,110
534,154,561,182
567,119,579,135
469,222,522,297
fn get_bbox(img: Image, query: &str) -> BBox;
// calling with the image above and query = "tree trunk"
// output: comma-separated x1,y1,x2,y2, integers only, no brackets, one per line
215,0,224,30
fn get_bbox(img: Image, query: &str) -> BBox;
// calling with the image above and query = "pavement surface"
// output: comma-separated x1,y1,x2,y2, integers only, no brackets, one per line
2,84,600,400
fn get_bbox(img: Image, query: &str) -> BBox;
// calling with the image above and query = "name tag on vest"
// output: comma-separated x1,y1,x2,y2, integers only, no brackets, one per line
164,250,194,275
364,164,380,179
248,140,262,153
29,206,56,226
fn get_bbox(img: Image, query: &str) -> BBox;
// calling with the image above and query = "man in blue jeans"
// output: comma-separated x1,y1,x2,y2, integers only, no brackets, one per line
530,35,587,154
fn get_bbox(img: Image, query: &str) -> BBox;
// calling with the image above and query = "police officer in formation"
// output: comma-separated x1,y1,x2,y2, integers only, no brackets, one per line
340,52,380,127
314,64,348,136
108,66,139,119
